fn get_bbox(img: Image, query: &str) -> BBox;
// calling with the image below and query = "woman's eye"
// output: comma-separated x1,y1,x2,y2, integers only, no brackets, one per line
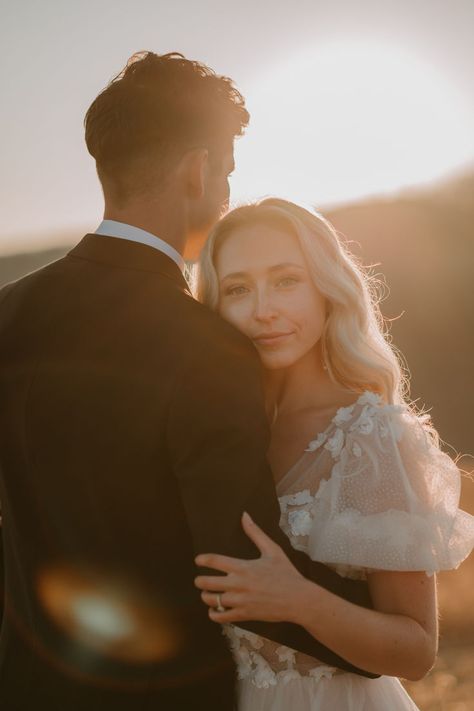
277,276,299,287
226,285,249,296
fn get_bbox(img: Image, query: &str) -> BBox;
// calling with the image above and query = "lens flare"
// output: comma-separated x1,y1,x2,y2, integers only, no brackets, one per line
36,565,184,664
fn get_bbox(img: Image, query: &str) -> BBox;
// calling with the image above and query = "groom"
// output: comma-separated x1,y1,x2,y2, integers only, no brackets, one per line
0,52,376,710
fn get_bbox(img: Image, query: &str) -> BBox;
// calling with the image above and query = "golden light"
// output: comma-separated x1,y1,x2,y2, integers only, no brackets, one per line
231,40,474,207
36,565,184,665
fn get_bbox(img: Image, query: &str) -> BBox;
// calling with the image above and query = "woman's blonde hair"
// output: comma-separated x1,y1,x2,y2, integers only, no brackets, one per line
195,197,409,406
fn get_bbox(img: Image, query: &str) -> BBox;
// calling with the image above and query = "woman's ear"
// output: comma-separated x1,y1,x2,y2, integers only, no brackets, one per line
178,147,209,199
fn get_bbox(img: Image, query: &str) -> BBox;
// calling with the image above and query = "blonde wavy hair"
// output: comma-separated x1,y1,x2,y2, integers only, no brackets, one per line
195,197,409,406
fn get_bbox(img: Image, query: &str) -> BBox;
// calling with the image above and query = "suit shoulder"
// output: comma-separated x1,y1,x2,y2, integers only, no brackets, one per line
0,280,17,305
178,292,259,366
0,255,71,310
0,255,68,291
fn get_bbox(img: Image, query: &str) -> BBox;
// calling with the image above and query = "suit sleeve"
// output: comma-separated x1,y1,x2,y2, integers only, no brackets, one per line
166,324,378,677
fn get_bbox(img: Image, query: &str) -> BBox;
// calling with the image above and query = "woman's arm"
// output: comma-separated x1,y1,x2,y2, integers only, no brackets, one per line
289,569,438,680
196,513,438,680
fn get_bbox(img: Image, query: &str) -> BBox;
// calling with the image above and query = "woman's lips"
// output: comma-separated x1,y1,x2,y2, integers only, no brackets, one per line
253,332,294,347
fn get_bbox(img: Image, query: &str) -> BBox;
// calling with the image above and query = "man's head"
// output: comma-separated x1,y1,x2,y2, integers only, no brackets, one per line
84,51,248,252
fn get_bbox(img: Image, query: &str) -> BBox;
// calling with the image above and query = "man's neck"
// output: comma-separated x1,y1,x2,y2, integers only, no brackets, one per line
103,201,187,257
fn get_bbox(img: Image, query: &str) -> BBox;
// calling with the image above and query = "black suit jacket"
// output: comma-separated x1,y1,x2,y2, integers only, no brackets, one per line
0,235,377,710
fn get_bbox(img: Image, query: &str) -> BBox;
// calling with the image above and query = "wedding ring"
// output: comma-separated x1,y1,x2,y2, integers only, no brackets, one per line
215,593,226,612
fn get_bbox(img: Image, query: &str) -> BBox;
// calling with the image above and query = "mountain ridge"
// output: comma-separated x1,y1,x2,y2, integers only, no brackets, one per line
1,173,472,454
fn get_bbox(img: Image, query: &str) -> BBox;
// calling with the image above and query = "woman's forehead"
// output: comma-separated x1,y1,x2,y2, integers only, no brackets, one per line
216,223,305,274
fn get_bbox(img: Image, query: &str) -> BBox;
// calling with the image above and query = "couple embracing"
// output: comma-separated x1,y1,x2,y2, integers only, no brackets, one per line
0,51,472,710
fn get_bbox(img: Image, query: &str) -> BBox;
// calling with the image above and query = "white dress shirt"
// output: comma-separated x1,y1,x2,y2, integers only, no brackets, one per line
95,220,185,273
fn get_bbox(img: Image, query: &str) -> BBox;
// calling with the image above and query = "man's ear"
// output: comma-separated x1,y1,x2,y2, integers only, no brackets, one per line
178,147,209,199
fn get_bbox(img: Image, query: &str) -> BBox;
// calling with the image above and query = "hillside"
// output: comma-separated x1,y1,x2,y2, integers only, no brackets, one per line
0,174,472,454
327,177,473,455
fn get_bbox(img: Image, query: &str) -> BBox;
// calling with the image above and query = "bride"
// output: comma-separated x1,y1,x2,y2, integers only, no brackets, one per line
193,198,474,710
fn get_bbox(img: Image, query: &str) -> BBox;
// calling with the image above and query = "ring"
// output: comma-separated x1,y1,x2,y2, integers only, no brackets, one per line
215,593,226,612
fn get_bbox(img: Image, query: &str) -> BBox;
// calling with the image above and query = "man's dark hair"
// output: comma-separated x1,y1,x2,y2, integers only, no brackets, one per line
84,51,249,204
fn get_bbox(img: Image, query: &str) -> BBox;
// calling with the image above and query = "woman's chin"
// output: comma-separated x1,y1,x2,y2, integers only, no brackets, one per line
259,352,298,371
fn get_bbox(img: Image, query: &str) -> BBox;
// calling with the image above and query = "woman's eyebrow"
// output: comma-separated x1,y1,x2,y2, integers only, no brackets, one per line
219,271,248,283
220,263,305,283
268,262,305,273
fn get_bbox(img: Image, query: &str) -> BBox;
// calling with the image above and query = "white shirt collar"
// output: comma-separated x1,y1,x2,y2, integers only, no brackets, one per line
95,220,185,273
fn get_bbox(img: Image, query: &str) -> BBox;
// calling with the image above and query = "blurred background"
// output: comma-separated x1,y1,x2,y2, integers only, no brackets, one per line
1,1,473,708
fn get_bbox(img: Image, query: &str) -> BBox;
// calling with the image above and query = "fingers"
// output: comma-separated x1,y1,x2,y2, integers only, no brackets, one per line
241,511,281,557
208,607,245,623
200,590,241,609
194,515,282,573
195,574,235,592
199,590,245,623
200,590,222,607
195,553,244,573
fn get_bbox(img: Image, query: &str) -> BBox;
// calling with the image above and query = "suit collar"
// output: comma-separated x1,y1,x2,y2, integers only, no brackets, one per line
95,220,185,272
68,234,191,292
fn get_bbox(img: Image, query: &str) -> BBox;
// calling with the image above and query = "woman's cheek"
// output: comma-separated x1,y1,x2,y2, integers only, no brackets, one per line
222,301,249,335
285,289,310,321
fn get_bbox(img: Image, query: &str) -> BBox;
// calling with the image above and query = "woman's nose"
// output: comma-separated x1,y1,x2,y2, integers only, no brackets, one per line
253,292,277,322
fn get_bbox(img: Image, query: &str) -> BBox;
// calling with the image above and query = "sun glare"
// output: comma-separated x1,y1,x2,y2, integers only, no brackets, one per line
230,40,474,207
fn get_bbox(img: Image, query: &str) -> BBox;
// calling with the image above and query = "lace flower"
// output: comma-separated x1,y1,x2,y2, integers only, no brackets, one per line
324,428,345,458
288,509,313,537
235,646,253,679
237,627,264,650
276,645,296,666
252,653,278,688
350,405,375,436
306,432,328,452
334,404,355,425
358,391,381,407
228,625,264,650
309,665,337,682
279,489,313,513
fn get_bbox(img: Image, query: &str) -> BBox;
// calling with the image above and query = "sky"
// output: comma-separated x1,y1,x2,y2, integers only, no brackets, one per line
1,0,473,254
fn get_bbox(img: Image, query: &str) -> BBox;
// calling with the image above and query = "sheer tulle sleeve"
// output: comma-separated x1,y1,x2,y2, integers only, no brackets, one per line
306,395,474,575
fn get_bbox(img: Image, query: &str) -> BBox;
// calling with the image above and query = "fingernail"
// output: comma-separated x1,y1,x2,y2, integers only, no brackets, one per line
243,511,253,523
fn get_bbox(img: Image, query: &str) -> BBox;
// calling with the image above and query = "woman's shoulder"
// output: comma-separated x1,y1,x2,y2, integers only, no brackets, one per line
305,390,413,459
335,389,406,425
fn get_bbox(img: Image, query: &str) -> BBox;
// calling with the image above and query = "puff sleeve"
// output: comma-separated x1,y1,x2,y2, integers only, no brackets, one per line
306,394,474,575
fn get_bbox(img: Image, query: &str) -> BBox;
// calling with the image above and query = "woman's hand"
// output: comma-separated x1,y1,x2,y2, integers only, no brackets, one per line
194,512,311,624
195,515,439,679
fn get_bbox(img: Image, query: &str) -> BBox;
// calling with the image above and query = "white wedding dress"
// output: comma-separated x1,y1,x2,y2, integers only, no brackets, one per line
224,391,474,710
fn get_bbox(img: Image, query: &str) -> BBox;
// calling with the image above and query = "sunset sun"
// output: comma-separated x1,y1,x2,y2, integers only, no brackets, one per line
231,40,474,207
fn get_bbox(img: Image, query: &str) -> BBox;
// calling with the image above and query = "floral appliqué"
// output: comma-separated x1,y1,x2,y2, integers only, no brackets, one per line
288,508,313,537
305,431,328,452
358,391,382,407
279,489,313,513
333,404,356,425
279,489,315,539
324,427,345,458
